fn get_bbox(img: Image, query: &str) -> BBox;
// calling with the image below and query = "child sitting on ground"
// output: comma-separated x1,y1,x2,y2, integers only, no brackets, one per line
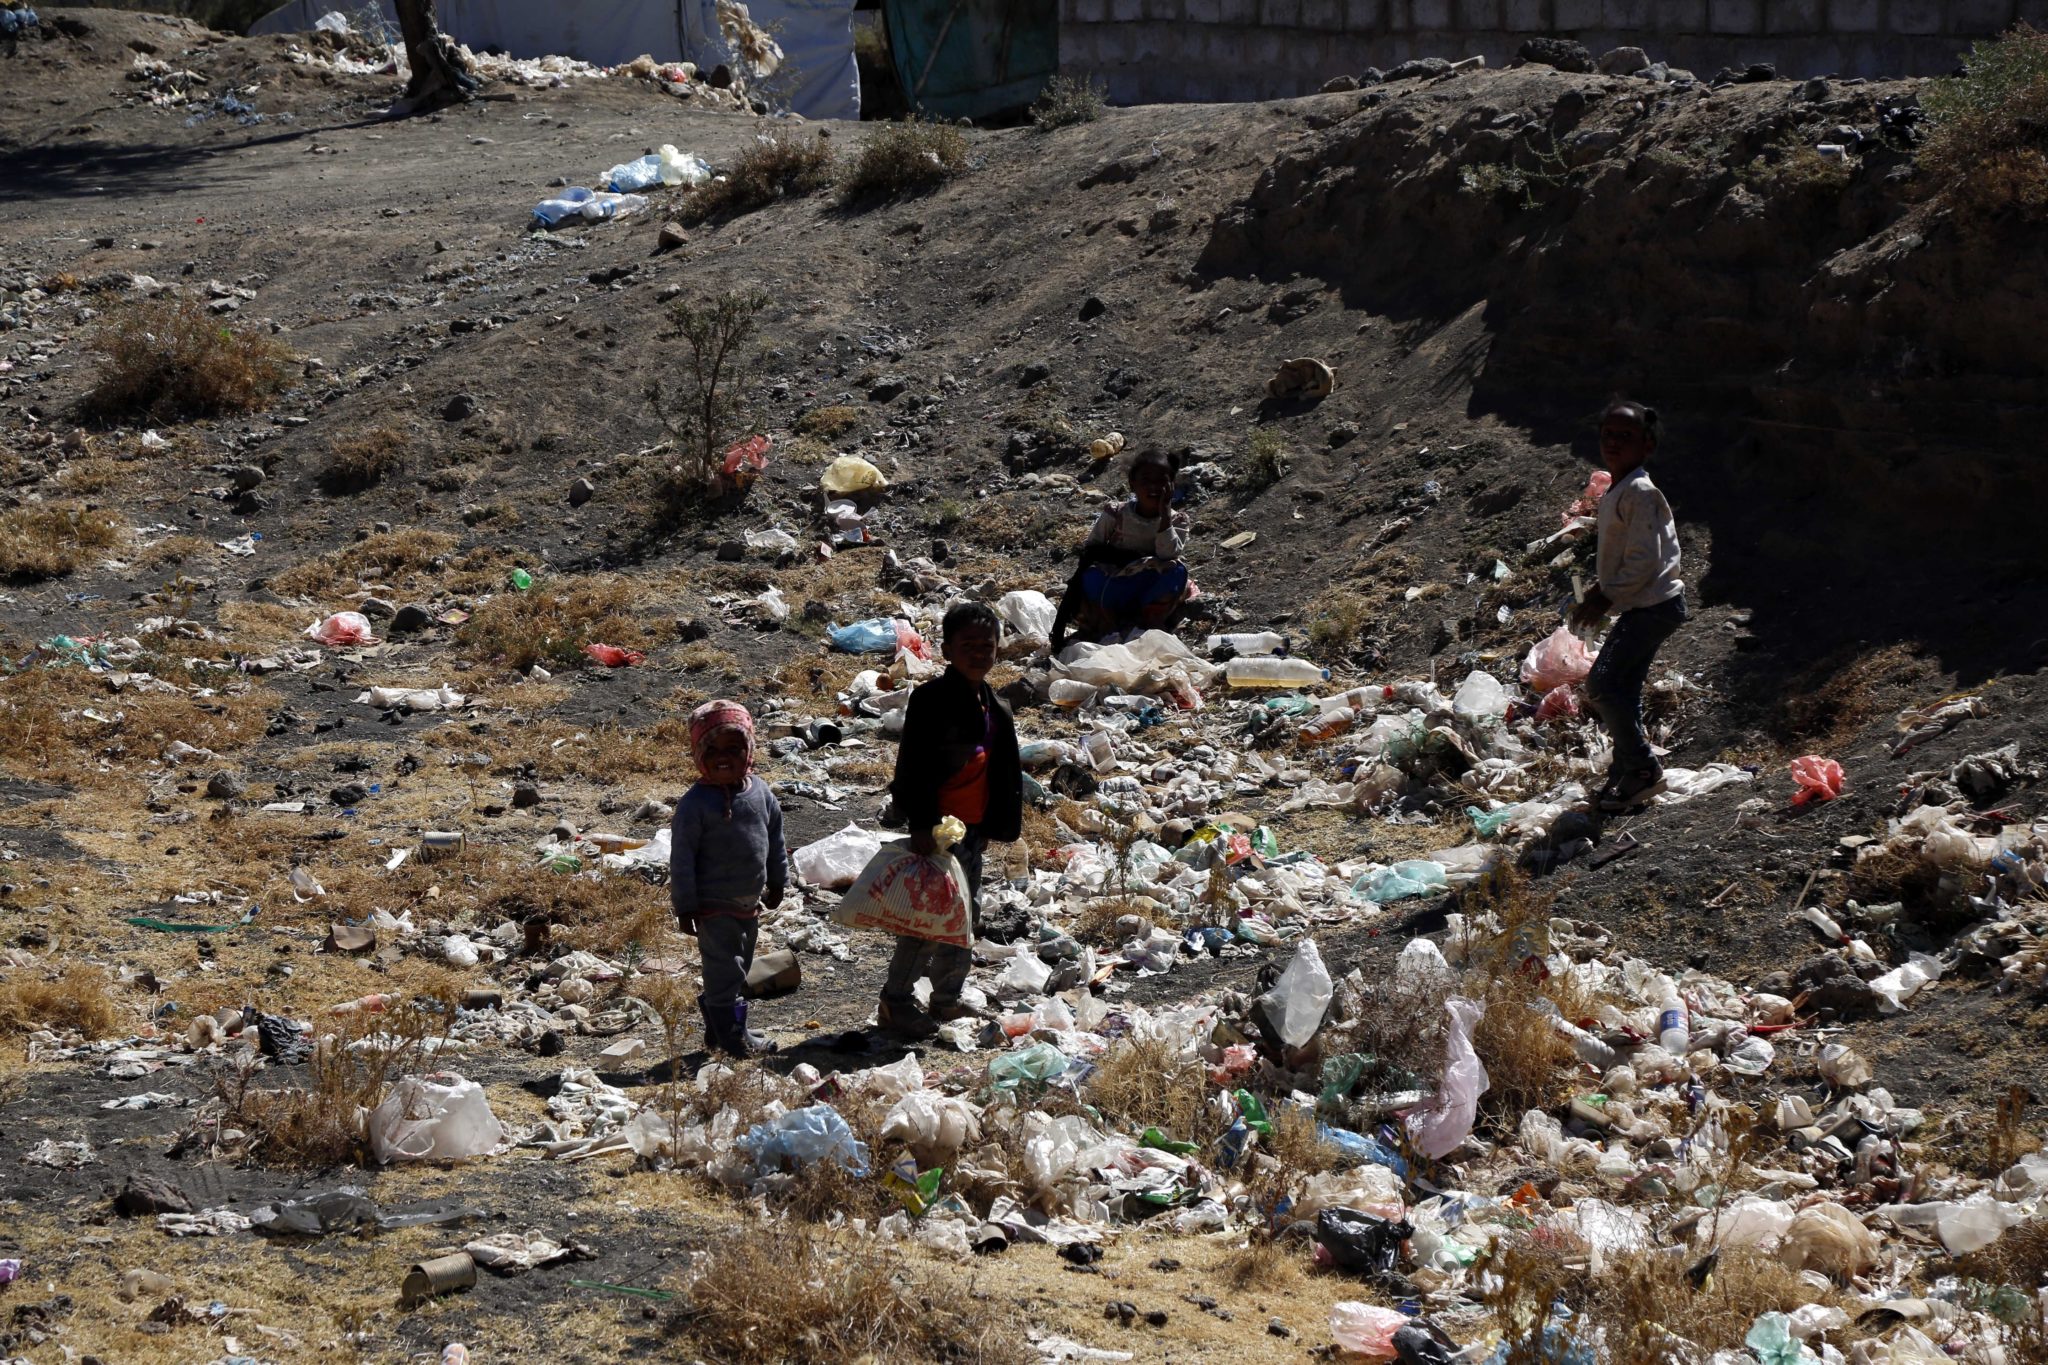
1569,398,1687,813
1049,447,1191,653
670,699,786,1058
878,602,1023,1038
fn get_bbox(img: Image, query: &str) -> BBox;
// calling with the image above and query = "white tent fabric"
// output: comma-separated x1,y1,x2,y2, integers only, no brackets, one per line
250,0,859,119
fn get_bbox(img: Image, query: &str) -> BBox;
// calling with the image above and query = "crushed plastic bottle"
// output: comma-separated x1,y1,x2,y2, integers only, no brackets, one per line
1206,631,1285,656
1225,656,1330,688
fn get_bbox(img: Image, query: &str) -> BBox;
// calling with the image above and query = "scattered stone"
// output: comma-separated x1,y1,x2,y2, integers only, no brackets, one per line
1385,57,1451,81
512,780,541,809
441,393,477,421
1019,361,1052,388
1520,36,1593,72
567,476,596,507
931,538,952,564
1269,1318,1293,1338
390,603,433,634
677,618,711,643
715,540,746,562
358,597,396,620
656,282,684,303
657,220,689,252
868,375,909,402
205,770,245,800
1801,76,1831,102
1078,294,1106,322
1597,46,1650,75
1320,73,1359,92
231,491,268,516
1266,356,1337,401
330,782,369,807
113,1173,191,1217
1328,420,1361,447
1144,1310,1168,1327
226,464,265,491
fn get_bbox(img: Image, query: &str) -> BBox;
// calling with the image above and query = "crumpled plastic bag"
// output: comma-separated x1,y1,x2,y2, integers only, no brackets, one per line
722,434,771,485
1315,1207,1412,1281
1356,860,1448,904
1256,938,1332,1049
739,1104,870,1176
1869,952,1943,1013
358,684,465,712
880,1091,983,1166
996,590,1055,639
828,618,925,656
582,643,645,667
793,823,891,889
1451,670,1508,722
1535,684,1581,721
368,1072,504,1164
1330,1301,1406,1358
305,611,377,647
1522,625,1597,692
1404,997,1487,1160
820,454,886,496
1779,1201,1877,1278
1789,755,1844,806
532,187,648,227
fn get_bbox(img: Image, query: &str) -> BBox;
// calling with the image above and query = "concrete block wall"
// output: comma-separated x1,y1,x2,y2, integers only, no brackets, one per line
1061,0,2048,103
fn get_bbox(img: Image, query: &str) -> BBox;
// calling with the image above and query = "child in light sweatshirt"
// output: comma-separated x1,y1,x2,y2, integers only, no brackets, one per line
670,699,786,1058
1570,399,1686,813
1049,447,1192,652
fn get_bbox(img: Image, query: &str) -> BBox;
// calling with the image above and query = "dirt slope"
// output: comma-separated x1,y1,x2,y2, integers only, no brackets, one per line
1,8,2045,1362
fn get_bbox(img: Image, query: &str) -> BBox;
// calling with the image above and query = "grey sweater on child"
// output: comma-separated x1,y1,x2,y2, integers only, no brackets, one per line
669,776,787,922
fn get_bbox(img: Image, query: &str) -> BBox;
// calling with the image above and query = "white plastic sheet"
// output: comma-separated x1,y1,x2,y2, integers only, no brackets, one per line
793,823,890,888
1257,938,1332,1049
1404,997,1487,1160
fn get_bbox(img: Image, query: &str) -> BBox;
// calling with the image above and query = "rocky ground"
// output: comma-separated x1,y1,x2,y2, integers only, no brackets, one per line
2,8,2046,1364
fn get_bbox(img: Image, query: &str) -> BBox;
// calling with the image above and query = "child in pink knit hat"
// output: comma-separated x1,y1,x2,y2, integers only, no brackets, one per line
671,699,786,1058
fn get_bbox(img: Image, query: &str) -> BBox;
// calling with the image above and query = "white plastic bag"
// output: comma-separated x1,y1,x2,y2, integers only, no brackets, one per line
880,1091,983,1165
369,1072,504,1164
793,823,890,889
1257,939,1332,1049
1330,1301,1406,1358
1451,670,1508,722
1869,952,1943,1013
1404,997,1488,1160
996,590,1056,639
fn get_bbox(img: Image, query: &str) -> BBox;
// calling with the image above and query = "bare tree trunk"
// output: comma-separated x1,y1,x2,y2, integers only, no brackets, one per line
393,0,478,106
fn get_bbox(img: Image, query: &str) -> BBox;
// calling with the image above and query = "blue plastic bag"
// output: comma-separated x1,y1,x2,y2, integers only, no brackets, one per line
738,1104,870,1176
1355,860,1448,904
827,618,900,654
1317,1123,1410,1178
605,154,663,192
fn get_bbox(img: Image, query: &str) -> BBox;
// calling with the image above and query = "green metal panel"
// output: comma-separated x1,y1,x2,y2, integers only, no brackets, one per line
882,0,1056,121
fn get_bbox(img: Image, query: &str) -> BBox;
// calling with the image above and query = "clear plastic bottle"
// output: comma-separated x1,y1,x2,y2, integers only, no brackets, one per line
1654,977,1690,1055
1206,631,1285,656
1226,657,1329,688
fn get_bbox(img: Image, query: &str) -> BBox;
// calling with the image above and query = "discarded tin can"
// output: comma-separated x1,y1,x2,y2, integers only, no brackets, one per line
402,1252,476,1307
419,831,464,861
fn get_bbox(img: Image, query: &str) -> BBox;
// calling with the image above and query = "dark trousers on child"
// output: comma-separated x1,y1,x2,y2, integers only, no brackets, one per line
881,831,984,1008
696,911,758,1009
1585,592,1687,777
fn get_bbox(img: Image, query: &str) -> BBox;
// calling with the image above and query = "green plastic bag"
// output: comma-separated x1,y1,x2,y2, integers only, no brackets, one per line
1141,1127,1200,1155
1232,1089,1273,1137
1318,1053,1370,1110
989,1042,1068,1092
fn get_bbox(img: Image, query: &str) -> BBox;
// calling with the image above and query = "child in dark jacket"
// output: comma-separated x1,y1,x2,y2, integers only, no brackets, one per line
670,699,786,1058
878,602,1023,1039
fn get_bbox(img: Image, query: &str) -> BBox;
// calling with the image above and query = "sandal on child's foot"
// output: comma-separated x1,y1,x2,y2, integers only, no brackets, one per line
876,996,938,1040
1598,768,1665,813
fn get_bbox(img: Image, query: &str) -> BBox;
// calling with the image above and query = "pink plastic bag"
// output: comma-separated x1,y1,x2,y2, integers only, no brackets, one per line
1535,684,1581,721
1521,625,1597,692
305,611,377,647
1790,756,1844,806
1329,1301,1406,1359
583,643,646,668
1564,469,1612,525
893,619,932,660
721,435,770,486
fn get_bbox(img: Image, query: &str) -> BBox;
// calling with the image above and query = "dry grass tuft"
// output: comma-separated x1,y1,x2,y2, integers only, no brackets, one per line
674,1226,1024,1364
218,977,461,1168
679,126,837,223
267,528,458,599
0,965,124,1039
796,404,866,439
0,501,123,581
1770,642,1929,748
1217,1237,1304,1291
84,295,294,422
840,119,970,204
318,427,407,494
1457,867,1585,1124
1084,1035,1214,1143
